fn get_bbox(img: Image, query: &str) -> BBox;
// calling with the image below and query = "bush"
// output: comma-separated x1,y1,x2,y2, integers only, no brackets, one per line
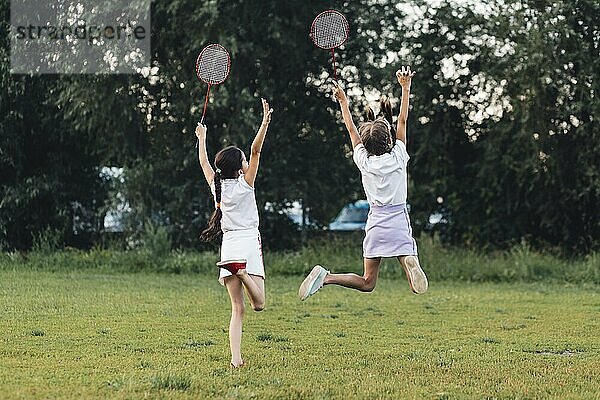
259,210,302,251
140,222,171,258
2,234,598,284
31,227,62,254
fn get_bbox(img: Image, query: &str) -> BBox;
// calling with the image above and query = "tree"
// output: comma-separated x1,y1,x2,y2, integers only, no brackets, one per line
2,0,598,253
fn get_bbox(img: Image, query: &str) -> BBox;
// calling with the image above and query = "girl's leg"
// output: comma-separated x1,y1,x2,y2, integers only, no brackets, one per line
397,255,428,294
323,257,382,292
224,276,245,367
236,271,265,311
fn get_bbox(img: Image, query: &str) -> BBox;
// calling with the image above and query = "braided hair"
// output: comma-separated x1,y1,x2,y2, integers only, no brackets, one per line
358,97,395,156
200,146,244,242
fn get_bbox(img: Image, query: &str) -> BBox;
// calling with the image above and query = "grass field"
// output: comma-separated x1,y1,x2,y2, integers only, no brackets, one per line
1,269,599,399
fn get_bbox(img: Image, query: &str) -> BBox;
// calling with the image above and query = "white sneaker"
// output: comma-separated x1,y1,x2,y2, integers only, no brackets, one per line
401,256,428,294
298,265,329,301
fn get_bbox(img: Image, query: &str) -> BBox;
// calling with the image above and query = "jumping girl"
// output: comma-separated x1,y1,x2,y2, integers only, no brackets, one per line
299,66,428,300
196,98,273,368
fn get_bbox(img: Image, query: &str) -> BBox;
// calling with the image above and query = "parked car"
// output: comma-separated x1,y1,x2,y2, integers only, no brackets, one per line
328,200,370,231
328,200,446,231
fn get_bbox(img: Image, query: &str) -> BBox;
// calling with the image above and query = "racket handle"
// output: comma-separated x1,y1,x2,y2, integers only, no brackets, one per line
200,84,211,125
197,111,206,150
198,86,210,150
331,48,338,81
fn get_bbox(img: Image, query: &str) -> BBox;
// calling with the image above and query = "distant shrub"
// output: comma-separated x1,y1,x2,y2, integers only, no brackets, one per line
2,234,598,284
31,227,62,254
141,222,171,258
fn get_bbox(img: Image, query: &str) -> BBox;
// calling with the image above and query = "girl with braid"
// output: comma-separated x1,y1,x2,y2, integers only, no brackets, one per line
196,98,273,368
299,66,428,300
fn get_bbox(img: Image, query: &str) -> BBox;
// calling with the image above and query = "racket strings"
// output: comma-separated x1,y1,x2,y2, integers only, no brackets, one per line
312,12,349,49
196,46,230,85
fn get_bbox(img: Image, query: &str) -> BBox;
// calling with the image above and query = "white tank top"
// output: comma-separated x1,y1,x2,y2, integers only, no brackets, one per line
211,175,260,233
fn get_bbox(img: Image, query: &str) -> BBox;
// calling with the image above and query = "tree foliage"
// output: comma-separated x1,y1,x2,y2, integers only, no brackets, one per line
1,0,598,253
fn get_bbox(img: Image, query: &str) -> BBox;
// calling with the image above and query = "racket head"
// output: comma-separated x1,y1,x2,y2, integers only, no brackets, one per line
195,43,231,85
310,10,350,50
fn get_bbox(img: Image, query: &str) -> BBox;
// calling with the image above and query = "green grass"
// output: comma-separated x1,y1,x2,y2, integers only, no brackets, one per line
1,270,599,399
2,235,599,284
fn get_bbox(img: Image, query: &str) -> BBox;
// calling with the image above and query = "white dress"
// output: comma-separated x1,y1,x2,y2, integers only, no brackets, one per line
211,175,264,285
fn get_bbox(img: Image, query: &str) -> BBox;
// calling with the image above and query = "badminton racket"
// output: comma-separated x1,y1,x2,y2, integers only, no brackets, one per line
195,43,231,147
309,10,349,82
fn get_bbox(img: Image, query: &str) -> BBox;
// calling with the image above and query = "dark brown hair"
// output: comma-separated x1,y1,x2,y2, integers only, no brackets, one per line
358,97,395,156
200,146,244,242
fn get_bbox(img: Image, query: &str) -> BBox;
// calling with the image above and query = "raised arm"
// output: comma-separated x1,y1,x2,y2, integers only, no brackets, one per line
196,123,215,186
332,82,361,149
244,98,273,187
396,65,416,144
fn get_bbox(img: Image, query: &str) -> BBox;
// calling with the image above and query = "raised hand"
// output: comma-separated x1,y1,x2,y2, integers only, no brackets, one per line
396,65,416,90
195,122,207,141
261,98,273,125
332,81,348,106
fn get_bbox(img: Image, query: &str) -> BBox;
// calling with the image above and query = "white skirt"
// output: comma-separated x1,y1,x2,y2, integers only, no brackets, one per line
218,228,264,285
